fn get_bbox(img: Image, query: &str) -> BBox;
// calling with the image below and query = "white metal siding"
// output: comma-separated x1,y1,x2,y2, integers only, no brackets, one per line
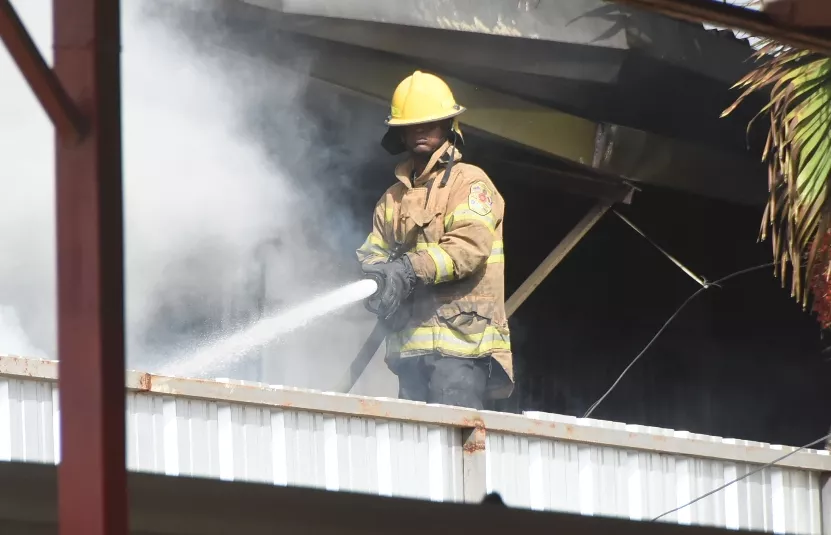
123,392,463,501
0,376,463,502
0,369,825,535
490,413,823,535
485,431,822,534
0,377,58,464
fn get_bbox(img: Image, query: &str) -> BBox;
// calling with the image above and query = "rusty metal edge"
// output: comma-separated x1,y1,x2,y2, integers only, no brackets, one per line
0,355,58,380
1,355,828,472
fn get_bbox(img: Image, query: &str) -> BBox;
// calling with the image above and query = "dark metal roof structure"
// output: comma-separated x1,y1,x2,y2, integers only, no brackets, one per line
234,0,769,205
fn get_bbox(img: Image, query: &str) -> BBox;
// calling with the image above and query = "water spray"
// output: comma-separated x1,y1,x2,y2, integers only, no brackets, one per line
361,271,384,316
362,272,383,296
161,277,380,378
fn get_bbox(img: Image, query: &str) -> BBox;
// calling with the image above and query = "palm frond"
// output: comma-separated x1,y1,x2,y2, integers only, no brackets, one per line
724,40,831,311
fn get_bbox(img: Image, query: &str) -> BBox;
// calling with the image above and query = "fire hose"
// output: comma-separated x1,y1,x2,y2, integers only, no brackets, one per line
332,240,410,394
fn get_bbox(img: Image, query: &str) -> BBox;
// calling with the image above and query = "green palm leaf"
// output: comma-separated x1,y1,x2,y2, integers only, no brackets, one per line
724,40,831,313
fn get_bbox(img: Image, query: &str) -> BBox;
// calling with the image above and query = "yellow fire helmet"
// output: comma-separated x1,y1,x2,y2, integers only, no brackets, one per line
381,71,465,155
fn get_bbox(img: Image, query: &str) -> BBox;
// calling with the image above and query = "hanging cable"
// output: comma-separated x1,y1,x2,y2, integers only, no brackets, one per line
582,262,775,419
614,210,709,288
652,430,831,522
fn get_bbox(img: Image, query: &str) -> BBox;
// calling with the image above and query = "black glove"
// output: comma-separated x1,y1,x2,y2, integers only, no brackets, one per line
362,256,417,322
383,295,414,332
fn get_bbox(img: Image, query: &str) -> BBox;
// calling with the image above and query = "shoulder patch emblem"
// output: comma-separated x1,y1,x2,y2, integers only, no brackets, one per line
468,181,493,216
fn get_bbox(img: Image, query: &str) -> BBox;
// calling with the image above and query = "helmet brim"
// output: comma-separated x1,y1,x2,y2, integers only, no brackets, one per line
384,107,466,127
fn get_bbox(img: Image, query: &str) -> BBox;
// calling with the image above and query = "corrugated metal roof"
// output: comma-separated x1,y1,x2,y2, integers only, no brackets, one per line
0,356,827,534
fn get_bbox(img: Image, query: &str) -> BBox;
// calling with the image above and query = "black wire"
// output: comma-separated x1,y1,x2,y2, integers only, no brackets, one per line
652,431,831,522
582,262,775,419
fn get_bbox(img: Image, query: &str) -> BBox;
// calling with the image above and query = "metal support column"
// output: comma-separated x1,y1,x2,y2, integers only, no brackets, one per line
0,1,125,531
462,425,488,503
54,1,127,535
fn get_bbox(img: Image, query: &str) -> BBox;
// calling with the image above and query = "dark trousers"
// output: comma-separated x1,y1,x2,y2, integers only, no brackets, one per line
395,354,490,409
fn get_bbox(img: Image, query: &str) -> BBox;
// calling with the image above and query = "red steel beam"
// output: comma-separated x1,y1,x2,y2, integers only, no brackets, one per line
0,0,85,142
54,1,127,535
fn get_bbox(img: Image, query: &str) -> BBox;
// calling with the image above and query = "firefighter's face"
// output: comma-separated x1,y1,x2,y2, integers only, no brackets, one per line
402,121,448,156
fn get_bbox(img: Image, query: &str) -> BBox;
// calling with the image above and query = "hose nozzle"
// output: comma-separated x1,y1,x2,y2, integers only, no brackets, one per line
362,272,384,308
364,273,384,302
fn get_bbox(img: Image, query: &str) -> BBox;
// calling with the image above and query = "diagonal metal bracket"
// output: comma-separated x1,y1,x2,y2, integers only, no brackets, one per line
505,200,613,318
0,0,86,142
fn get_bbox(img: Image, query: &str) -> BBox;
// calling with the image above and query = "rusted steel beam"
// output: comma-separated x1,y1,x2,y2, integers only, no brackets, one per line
611,0,831,55
53,0,127,535
0,0,85,142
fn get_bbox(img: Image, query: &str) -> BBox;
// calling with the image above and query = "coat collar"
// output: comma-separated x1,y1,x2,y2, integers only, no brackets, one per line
394,140,462,189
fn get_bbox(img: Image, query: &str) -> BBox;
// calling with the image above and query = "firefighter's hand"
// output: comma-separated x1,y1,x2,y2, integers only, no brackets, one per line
362,256,416,321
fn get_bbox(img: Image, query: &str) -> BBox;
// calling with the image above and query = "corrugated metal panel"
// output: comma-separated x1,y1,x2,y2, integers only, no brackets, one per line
0,365,826,535
0,376,58,464
124,391,463,501
486,412,822,535
0,375,463,502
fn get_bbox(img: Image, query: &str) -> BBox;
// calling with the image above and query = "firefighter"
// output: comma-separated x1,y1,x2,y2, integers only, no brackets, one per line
357,71,513,409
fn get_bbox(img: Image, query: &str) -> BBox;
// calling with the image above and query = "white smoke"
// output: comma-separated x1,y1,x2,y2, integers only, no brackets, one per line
0,0,55,359
121,1,297,370
0,0,396,394
0,306,48,359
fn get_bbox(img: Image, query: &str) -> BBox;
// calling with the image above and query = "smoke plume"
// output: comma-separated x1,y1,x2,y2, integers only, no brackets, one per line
0,0,397,395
